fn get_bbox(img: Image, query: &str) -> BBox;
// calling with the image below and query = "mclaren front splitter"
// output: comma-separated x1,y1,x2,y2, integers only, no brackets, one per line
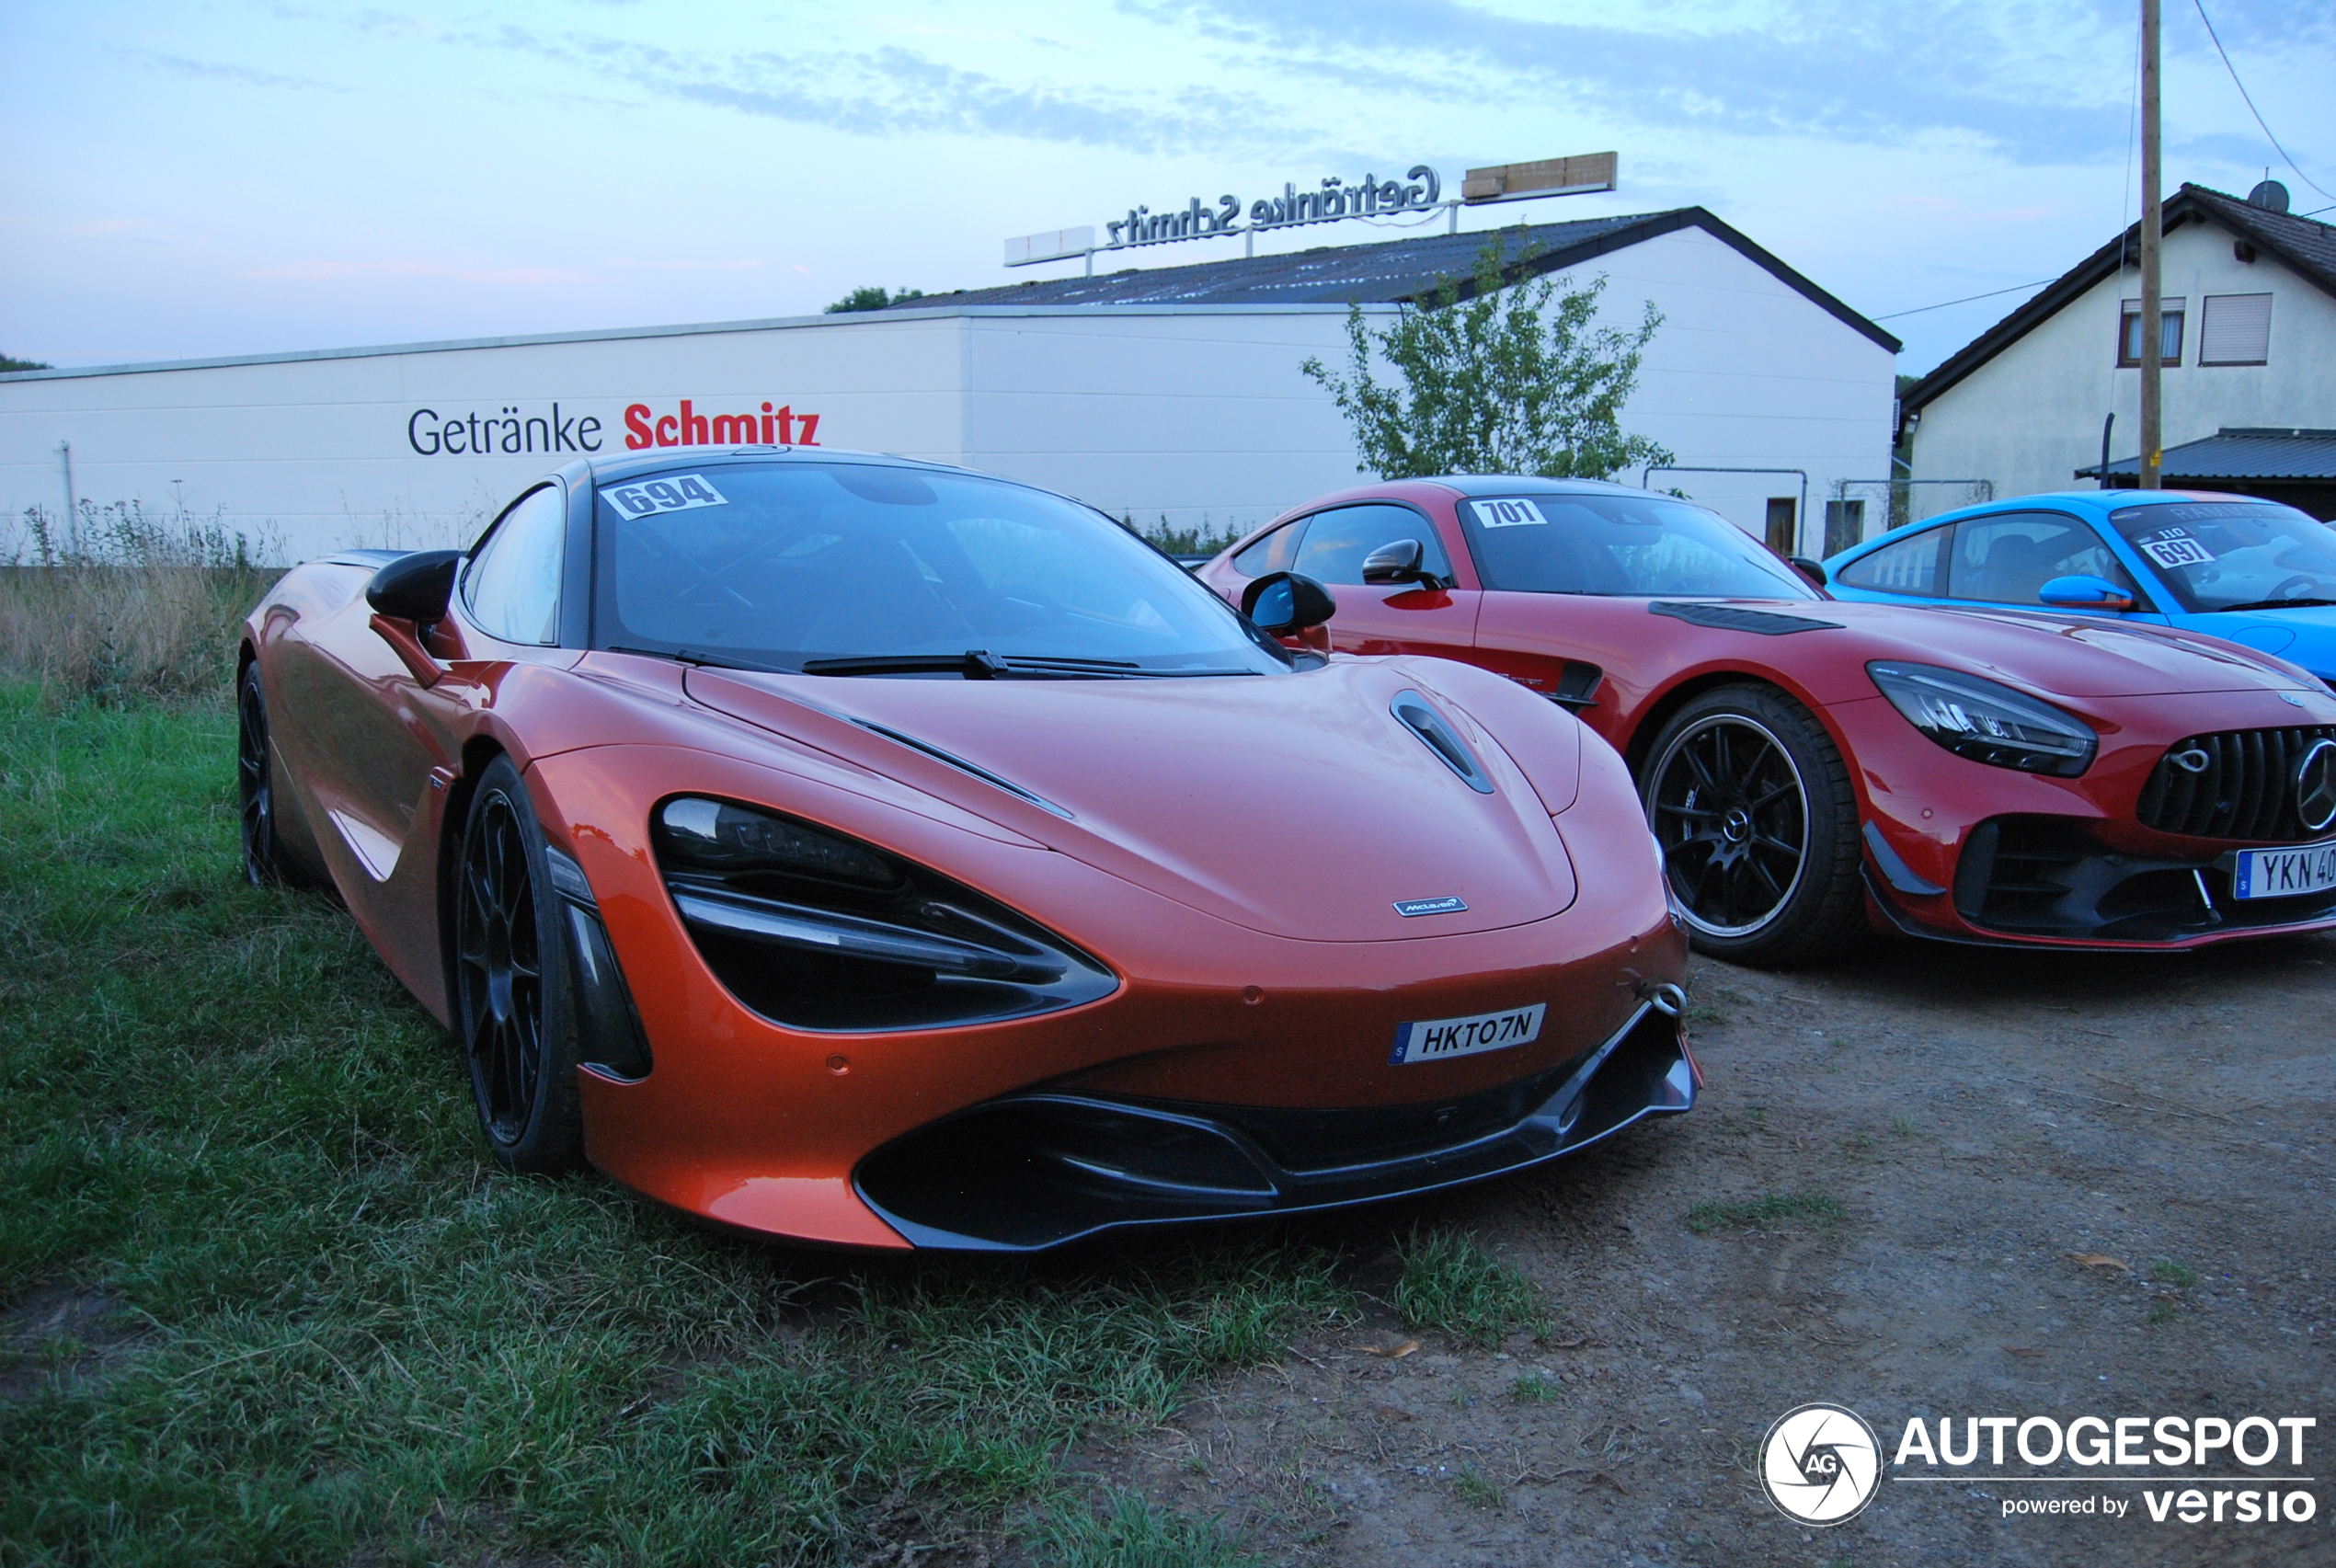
854,1000,1699,1251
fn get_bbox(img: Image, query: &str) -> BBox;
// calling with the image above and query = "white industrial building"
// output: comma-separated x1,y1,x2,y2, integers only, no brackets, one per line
2,208,1900,563
1903,183,2336,520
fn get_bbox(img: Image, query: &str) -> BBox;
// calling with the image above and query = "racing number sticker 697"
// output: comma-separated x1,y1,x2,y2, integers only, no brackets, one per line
1391,1002,1547,1065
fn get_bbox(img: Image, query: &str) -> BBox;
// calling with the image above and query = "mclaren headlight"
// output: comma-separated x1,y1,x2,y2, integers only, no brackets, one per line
654,795,1116,1032
1866,661,2097,778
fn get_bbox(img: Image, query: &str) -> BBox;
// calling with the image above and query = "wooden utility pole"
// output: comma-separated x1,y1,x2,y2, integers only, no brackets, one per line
2139,0,2164,489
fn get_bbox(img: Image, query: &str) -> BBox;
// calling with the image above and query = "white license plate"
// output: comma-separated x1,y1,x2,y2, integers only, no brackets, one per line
1390,1002,1546,1065
2232,840,2336,900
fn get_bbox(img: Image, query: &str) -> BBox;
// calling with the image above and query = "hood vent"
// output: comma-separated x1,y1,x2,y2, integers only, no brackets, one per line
1650,601,1840,635
848,717,1075,820
1391,691,1495,795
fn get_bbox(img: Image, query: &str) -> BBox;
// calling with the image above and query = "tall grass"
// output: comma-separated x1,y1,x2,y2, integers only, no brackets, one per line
0,690,1356,1564
0,502,281,702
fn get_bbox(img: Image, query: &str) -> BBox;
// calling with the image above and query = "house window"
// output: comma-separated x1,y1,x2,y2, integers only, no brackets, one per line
2199,292,2273,365
2118,298,2185,366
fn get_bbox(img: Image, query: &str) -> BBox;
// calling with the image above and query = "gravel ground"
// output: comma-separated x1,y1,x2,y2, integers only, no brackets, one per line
1082,929,2336,1567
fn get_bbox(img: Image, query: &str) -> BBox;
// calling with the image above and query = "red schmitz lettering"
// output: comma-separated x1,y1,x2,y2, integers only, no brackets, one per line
623,400,822,451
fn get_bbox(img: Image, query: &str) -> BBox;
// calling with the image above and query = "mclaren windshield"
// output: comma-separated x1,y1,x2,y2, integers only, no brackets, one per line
594,462,1290,676
2108,500,2336,614
1455,492,1818,599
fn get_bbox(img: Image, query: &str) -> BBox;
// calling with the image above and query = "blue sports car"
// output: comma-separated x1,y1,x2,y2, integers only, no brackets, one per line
1823,490,2336,692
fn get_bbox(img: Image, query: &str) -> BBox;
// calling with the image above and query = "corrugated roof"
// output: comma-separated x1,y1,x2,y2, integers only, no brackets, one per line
895,208,1902,351
2079,427,2336,481
1904,185,2336,417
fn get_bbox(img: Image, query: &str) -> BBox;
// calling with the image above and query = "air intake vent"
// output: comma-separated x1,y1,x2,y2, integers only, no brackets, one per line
2136,726,2336,841
1648,602,1840,635
1391,691,1494,794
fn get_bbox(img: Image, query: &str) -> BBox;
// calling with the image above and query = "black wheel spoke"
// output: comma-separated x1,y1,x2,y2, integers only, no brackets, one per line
455,781,556,1152
1651,711,1810,939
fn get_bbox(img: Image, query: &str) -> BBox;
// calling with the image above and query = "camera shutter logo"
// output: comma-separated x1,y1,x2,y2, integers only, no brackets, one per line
1759,1403,1882,1526
2296,738,2336,834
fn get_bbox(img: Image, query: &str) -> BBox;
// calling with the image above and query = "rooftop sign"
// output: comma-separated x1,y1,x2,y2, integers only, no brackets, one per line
1003,153,1617,269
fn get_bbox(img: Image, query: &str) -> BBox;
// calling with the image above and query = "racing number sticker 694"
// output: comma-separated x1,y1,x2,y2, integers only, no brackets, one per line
604,475,729,519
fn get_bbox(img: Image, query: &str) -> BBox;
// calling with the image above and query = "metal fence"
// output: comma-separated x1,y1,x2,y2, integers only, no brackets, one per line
1826,478,1996,547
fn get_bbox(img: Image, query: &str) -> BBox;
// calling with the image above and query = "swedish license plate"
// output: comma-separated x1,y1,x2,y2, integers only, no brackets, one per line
2232,840,2336,900
1390,1002,1546,1065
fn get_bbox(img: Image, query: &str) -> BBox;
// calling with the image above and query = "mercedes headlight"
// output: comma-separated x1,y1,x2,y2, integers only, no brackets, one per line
1866,662,2096,777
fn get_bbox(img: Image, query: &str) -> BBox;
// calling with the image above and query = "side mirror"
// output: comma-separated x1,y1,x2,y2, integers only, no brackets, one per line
365,550,463,624
1241,571,1338,636
1788,555,1829,588
2038,574,2136,612
1362,537,1429,586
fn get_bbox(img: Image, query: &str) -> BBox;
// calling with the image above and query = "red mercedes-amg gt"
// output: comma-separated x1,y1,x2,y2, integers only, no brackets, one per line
1198,476,2336,965
237,451,1693,1250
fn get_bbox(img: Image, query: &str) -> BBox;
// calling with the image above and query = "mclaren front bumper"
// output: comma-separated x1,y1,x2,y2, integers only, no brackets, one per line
854,1000,1698,1251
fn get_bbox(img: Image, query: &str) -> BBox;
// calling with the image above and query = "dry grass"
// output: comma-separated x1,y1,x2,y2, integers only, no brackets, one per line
0,503,281,702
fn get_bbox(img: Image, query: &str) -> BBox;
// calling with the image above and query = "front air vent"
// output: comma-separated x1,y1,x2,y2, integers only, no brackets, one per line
2136,726,2336,841
1391,691,1494,794
653,795,1115,1032
1648,602,1840,635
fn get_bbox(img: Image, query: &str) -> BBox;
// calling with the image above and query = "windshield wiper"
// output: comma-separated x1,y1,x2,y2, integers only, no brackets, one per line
602,644,791,675
800,650,1155,680
2212,598,2336,613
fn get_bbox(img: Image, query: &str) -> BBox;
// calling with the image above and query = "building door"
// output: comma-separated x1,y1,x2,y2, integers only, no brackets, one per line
1823,498,1866,555
1765,497,1798,555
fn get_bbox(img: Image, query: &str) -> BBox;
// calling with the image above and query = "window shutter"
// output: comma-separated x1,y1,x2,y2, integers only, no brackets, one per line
2199,292,2273,365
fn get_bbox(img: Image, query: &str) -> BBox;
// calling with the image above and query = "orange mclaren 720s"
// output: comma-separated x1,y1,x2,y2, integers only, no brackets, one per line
237,450,1696,1250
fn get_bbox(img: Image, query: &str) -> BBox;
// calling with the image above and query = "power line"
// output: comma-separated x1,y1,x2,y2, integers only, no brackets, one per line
1872,279,2059,321
2192,0,2333,201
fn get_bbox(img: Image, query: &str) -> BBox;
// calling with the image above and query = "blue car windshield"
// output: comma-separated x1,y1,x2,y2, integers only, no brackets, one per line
594,463,1288,674
2108,500,2336,613
1456,493,1817,599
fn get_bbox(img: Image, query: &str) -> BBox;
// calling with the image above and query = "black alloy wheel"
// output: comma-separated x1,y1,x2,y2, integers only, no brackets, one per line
1641,684,1865,966
453,757,585,1173
237,662,295,887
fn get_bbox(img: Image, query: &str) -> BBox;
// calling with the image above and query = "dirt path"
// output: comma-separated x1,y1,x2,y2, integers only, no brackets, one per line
1084,930,2336,1566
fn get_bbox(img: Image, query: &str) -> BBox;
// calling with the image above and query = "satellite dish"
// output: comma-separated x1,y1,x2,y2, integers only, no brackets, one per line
2248,179,2290,212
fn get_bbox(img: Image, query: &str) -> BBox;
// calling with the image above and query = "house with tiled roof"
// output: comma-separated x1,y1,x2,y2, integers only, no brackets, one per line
1901,183,2336,520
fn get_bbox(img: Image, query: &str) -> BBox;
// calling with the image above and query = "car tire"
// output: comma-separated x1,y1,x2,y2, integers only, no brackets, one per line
1640,683,1865,967
236,661,312,887
452,756,587,1174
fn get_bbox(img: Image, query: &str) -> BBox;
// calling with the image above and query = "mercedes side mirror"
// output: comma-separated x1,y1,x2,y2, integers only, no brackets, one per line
1789,555,1829,588
365,550,463,625
1362,538,1433,586
1241,571,1338,636
2038,574,2136,612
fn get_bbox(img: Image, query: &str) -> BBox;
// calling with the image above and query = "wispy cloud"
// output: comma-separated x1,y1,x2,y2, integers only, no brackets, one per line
66,217,173,245
109,46,346,93
243,258,590,284
1115,0,2327,165
603,258,765,272
429,23,1312,155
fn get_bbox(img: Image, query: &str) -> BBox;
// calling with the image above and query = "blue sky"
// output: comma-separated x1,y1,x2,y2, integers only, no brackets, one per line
4,0,2330,374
